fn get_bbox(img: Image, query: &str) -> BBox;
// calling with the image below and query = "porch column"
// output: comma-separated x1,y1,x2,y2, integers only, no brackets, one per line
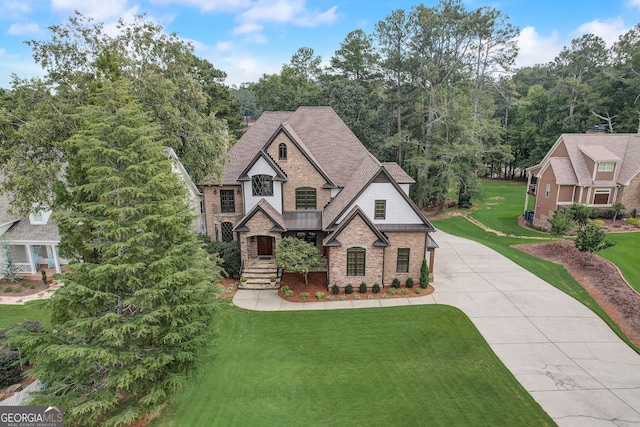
25,244,35,274
50,244,61,274
429,251,435,282
524,171,532,214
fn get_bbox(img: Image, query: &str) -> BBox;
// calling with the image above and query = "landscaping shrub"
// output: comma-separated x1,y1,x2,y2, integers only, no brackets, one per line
549,209,574,235
367,294,373,299
0,348,21,387
284,289,294,298
345,284,353,294
381,293,388,299
315,291,325,300
326,295,334,301
300,292,309,301
280,285,290,293
391,278,400,289
331,284,340,295
400,288,409,295
405,277,414,288
353,294,361,300
199,236,242,279
388,288,397,295
372,283,381,294
420,259,429,289
339,295,347,301
626,218,640,227
359,282,367,293
415,288,422,294
4,286,13,293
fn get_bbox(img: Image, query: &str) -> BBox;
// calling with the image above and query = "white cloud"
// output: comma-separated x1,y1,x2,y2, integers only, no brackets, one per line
2,1,30,15
150,0,251,13
8,23,43,36
238,0,337,29
51,0,130,21
218,54,281,85
233,23,264,35
215,41,234,52
626,0,640,9
573,18,628,46
515,26,563,68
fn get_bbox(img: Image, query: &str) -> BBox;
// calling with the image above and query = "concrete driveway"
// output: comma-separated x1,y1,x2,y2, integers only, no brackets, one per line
233,230,640,426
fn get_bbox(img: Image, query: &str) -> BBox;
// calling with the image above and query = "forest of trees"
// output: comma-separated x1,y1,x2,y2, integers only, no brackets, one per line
233,0,640,209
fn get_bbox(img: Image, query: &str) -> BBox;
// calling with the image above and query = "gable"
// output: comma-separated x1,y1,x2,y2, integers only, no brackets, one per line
337,182,423,225
324,206,389,247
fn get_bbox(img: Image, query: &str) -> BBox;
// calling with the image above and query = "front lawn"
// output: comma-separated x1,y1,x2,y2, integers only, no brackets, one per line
600,232,640,293
151,304,553,427
0,301,50,329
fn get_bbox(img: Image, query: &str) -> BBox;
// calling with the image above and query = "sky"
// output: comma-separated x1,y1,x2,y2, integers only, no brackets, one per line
1,0,640,89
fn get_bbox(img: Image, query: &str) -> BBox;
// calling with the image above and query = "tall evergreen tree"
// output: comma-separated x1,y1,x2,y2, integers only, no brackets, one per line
12,80,221,427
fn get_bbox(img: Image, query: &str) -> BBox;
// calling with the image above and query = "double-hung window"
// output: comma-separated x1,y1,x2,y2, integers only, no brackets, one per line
347,247,366,276
396,248,410,273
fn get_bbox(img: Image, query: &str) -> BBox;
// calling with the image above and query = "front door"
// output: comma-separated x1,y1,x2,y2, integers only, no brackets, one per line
257,236,273,256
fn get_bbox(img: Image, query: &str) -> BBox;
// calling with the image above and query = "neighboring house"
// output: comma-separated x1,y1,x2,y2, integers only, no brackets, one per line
202,106,437,289
0,149,203,277
525,132,640,229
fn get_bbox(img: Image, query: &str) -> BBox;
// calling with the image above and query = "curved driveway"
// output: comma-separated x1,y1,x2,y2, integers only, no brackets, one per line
233,230,640,426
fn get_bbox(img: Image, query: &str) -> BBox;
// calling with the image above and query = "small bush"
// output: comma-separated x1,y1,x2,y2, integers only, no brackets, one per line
626,217,640,226
300,292,309,301
29,284,35,290
415,288,422,294
405,277,414,288
372,283,381,294
388,288,397,296
339,295,347,301
0,349,21,388
331,283,340,295
345,284,353,294
591,219,605,228
326,295,334,301
280,285,290,293
381,293,388,299
420,259,429,289
367,294,373,299
41,270,47,285
391,278,400,289
400,288,409,295
284,289,294,298
4,286,13,293
359,282,367,293
353,294,361,300
315,291,325,300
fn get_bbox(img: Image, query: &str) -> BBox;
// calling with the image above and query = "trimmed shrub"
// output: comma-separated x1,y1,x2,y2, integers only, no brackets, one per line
415,288,422,294
367,294,373,299
284,289,294,298
372,283,381,294
359,282,367,293
315,291,325,300
353,294,361,300
280,285,290,293
199,236,241,279
420,259,429,289
345,284,353,294
0,348,21,387
391,278,400,289
626,217,640,227
381,293,388,299
339,295,347,301
331,284,340,295
326,295,334,301
400,288,409,295
405,277,414,288
388,288,397,296
300,292,309,301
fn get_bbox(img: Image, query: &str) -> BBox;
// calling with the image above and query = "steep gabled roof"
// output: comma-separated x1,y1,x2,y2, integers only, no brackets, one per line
237,150,287,182
233,198,286,232
323,206,389,247
549,158,578,185
382,162,415,184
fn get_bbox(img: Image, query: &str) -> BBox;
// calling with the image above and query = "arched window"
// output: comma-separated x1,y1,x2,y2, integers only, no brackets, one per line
295,187,316,210
347,247,366,276
278,143,287,160
252,174,273,196
221,222,234,242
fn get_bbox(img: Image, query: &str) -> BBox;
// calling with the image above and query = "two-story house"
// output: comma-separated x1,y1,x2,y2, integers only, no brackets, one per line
525,132,640,228
202,106,437,289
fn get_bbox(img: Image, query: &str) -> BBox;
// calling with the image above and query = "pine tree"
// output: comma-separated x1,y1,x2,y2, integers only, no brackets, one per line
12,80,221,427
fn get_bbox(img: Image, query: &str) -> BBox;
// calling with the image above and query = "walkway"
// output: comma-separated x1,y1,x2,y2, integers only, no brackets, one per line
234,230,640,427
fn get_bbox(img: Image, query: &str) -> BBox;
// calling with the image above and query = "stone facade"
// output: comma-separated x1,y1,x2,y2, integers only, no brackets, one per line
238,210,282,261
382,232,426,285
619,174,640,214
327,215,385,289
202,185,244,241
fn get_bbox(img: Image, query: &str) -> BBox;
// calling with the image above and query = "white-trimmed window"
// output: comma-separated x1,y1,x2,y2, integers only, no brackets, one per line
545,184,550,198
593,189,611,205
597,162,614,172
29,210,51,225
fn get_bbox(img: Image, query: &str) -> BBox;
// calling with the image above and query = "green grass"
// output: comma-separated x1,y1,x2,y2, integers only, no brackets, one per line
433,216,639,353
600,232,640,293
152,304,553,427
0,301,50,329
469,179,541,237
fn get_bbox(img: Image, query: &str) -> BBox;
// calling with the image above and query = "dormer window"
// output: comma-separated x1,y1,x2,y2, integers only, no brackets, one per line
29,210,51,225
252,175,273,196
278,143,287,160
598,162,614,172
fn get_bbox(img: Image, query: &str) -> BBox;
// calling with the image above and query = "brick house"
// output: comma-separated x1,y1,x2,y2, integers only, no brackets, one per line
525,132,640,229
201,106,437,289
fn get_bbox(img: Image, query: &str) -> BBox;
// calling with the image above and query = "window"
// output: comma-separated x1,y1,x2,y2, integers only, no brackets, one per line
347,247,366,276
374,200,386,220
593,190,610,205
220,190,235,213
296,231,317,245
278,143,287,160
396,248,410,273
545,184,551,198
252,175,273,196
221,222,234,242
296,188,316,210
598,162,614,172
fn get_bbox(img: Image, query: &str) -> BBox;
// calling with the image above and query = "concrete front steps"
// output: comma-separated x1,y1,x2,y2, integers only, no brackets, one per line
239,259,279,289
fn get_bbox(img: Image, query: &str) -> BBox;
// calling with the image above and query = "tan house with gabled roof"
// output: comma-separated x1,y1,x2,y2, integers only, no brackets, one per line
202,106,437,289
525,133,640,228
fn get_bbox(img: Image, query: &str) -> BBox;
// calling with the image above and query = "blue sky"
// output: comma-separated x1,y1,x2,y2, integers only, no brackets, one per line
1,0,640,89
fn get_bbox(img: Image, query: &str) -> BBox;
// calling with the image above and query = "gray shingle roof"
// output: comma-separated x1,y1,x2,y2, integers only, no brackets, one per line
549,158,578,184
382,162,415,184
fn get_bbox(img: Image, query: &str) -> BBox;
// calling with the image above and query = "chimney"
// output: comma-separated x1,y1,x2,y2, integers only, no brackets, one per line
586,125,605,134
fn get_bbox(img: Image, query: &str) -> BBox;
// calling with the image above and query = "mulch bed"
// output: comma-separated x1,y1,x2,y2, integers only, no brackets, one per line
514,240,640,348
0,277,50,296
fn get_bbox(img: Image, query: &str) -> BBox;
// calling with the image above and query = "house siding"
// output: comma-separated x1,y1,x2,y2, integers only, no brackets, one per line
337,183,423,225
327,215,384,289
203,185,244,241
265,133,331,211
533,166,559,229
558,185,574,204
383,232,426,285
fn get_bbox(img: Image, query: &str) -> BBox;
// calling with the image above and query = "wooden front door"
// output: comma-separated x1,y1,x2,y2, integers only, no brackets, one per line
257,236,273,256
